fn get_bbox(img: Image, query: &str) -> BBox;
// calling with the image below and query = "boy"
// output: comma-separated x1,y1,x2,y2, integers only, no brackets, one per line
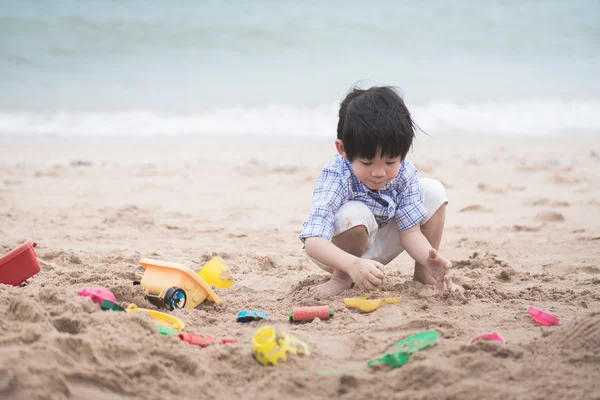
300,86,459,296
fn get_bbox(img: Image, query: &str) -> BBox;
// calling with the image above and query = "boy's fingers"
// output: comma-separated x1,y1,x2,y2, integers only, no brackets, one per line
372,267,385,279
428,248,437,259
363,280,375,292
368,274,382,287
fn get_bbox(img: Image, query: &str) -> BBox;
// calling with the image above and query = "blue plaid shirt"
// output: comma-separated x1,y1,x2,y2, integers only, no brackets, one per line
300,154,427,242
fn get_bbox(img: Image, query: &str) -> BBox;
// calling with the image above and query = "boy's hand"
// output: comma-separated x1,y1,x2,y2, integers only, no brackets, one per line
426,249,451,294
348,258,385,291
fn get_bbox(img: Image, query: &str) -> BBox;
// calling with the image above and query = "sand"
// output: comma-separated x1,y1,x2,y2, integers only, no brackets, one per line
1,134,599,400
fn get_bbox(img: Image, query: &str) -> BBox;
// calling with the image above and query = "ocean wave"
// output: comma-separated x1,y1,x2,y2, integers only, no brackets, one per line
1,98,599,137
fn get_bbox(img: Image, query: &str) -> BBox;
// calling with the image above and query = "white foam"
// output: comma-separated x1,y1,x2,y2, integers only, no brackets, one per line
412,98,600,137
1,98,599,137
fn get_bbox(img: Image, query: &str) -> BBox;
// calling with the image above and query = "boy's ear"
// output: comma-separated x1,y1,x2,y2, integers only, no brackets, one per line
335,139,348,159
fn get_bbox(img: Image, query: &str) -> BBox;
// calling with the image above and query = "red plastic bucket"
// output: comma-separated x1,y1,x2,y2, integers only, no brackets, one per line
0,241,41,286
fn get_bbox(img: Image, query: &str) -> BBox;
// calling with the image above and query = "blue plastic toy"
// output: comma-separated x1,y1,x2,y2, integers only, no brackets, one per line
237,309,269,323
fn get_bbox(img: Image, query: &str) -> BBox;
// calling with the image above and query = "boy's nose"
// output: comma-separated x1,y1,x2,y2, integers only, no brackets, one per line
372,168,386,178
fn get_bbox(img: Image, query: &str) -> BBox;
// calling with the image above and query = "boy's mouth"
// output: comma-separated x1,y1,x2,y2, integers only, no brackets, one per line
368,180,386,188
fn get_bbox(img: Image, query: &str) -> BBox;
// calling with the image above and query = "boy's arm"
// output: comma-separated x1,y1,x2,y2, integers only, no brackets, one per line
394,160,428,263
300,163,384,291
398,225,431,266
304,237,356,273
299,166,363,275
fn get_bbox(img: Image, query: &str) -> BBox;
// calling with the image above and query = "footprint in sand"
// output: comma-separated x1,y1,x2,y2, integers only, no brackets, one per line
477,184,505,194
535,211,565,222
516,161,572,173
551,174,580,185
459,205,492,213
507,184,525,192
527,198,570,207
70,160,93,167
505,225,541,232
579,266,600,275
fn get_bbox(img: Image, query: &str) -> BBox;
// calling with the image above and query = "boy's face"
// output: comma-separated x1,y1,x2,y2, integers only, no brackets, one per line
335,140,401,191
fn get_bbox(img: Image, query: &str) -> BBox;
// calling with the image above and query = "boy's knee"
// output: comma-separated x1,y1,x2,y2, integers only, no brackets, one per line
419,178,449,222
333,201,378,236
419,178,447,201
332,225,369,257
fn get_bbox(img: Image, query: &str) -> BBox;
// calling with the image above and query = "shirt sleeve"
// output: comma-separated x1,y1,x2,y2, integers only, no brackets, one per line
299,167,346,242
394,161,428,231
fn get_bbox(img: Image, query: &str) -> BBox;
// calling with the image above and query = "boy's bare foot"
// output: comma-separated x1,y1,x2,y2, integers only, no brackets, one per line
311,270,353,297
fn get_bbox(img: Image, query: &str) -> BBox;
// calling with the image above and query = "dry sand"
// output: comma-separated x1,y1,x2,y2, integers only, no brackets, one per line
1,135,599,400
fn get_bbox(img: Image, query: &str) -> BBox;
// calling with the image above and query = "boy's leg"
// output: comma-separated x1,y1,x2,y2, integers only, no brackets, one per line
310,201,377,296
412,178,449,286
312,225,369,296
413,203,446,285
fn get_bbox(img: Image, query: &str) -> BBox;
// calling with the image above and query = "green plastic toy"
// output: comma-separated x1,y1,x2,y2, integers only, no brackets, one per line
367,330,440,369
100,299,125,312
367,352,411,368
393,330,440,353
155,323,179,336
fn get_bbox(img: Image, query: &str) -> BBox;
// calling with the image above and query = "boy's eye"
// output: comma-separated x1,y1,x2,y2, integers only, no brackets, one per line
386,161,397,165
360,161,372,165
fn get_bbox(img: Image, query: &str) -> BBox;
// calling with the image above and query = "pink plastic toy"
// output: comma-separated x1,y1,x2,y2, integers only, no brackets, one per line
77,287,116,305
468,332,506,346
528,306,560,326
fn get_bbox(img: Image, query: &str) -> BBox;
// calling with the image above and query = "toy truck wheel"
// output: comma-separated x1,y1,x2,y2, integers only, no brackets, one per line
164,287,187,310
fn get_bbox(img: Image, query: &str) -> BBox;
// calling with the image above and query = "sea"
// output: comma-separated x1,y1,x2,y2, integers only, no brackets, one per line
1,0,599,138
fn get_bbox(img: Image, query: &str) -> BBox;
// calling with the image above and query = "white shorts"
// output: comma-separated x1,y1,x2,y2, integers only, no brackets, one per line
306,178,448,270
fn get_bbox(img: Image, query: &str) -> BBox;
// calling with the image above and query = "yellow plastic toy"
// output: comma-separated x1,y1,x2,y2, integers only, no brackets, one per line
198,256,233,289
344,296,401,313
252,326,310,366
126,303,186,330
139,258,221,309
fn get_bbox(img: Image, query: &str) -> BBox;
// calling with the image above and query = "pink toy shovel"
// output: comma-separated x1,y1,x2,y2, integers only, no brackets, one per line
528,306,560,326
467,332,506,346
77,287,116,305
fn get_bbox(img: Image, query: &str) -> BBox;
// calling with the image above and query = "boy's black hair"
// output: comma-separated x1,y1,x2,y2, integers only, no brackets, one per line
337,86,417,162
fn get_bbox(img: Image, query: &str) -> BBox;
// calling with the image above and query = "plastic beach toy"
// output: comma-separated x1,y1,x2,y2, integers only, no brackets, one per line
155,323,179,336
77,287,116,305
0,241,40,286
368,330,440,369
100,299,125,311
343,296,401,313
528,306,560,326
467,332,505,346
138,258,221,308
252,326,310,366
198,256,233,289
393,330,440,353
179,333,215,347
289,306,333,322
126,303,185,330
237,309,269,323
178,333,238,347
367,351,411,368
